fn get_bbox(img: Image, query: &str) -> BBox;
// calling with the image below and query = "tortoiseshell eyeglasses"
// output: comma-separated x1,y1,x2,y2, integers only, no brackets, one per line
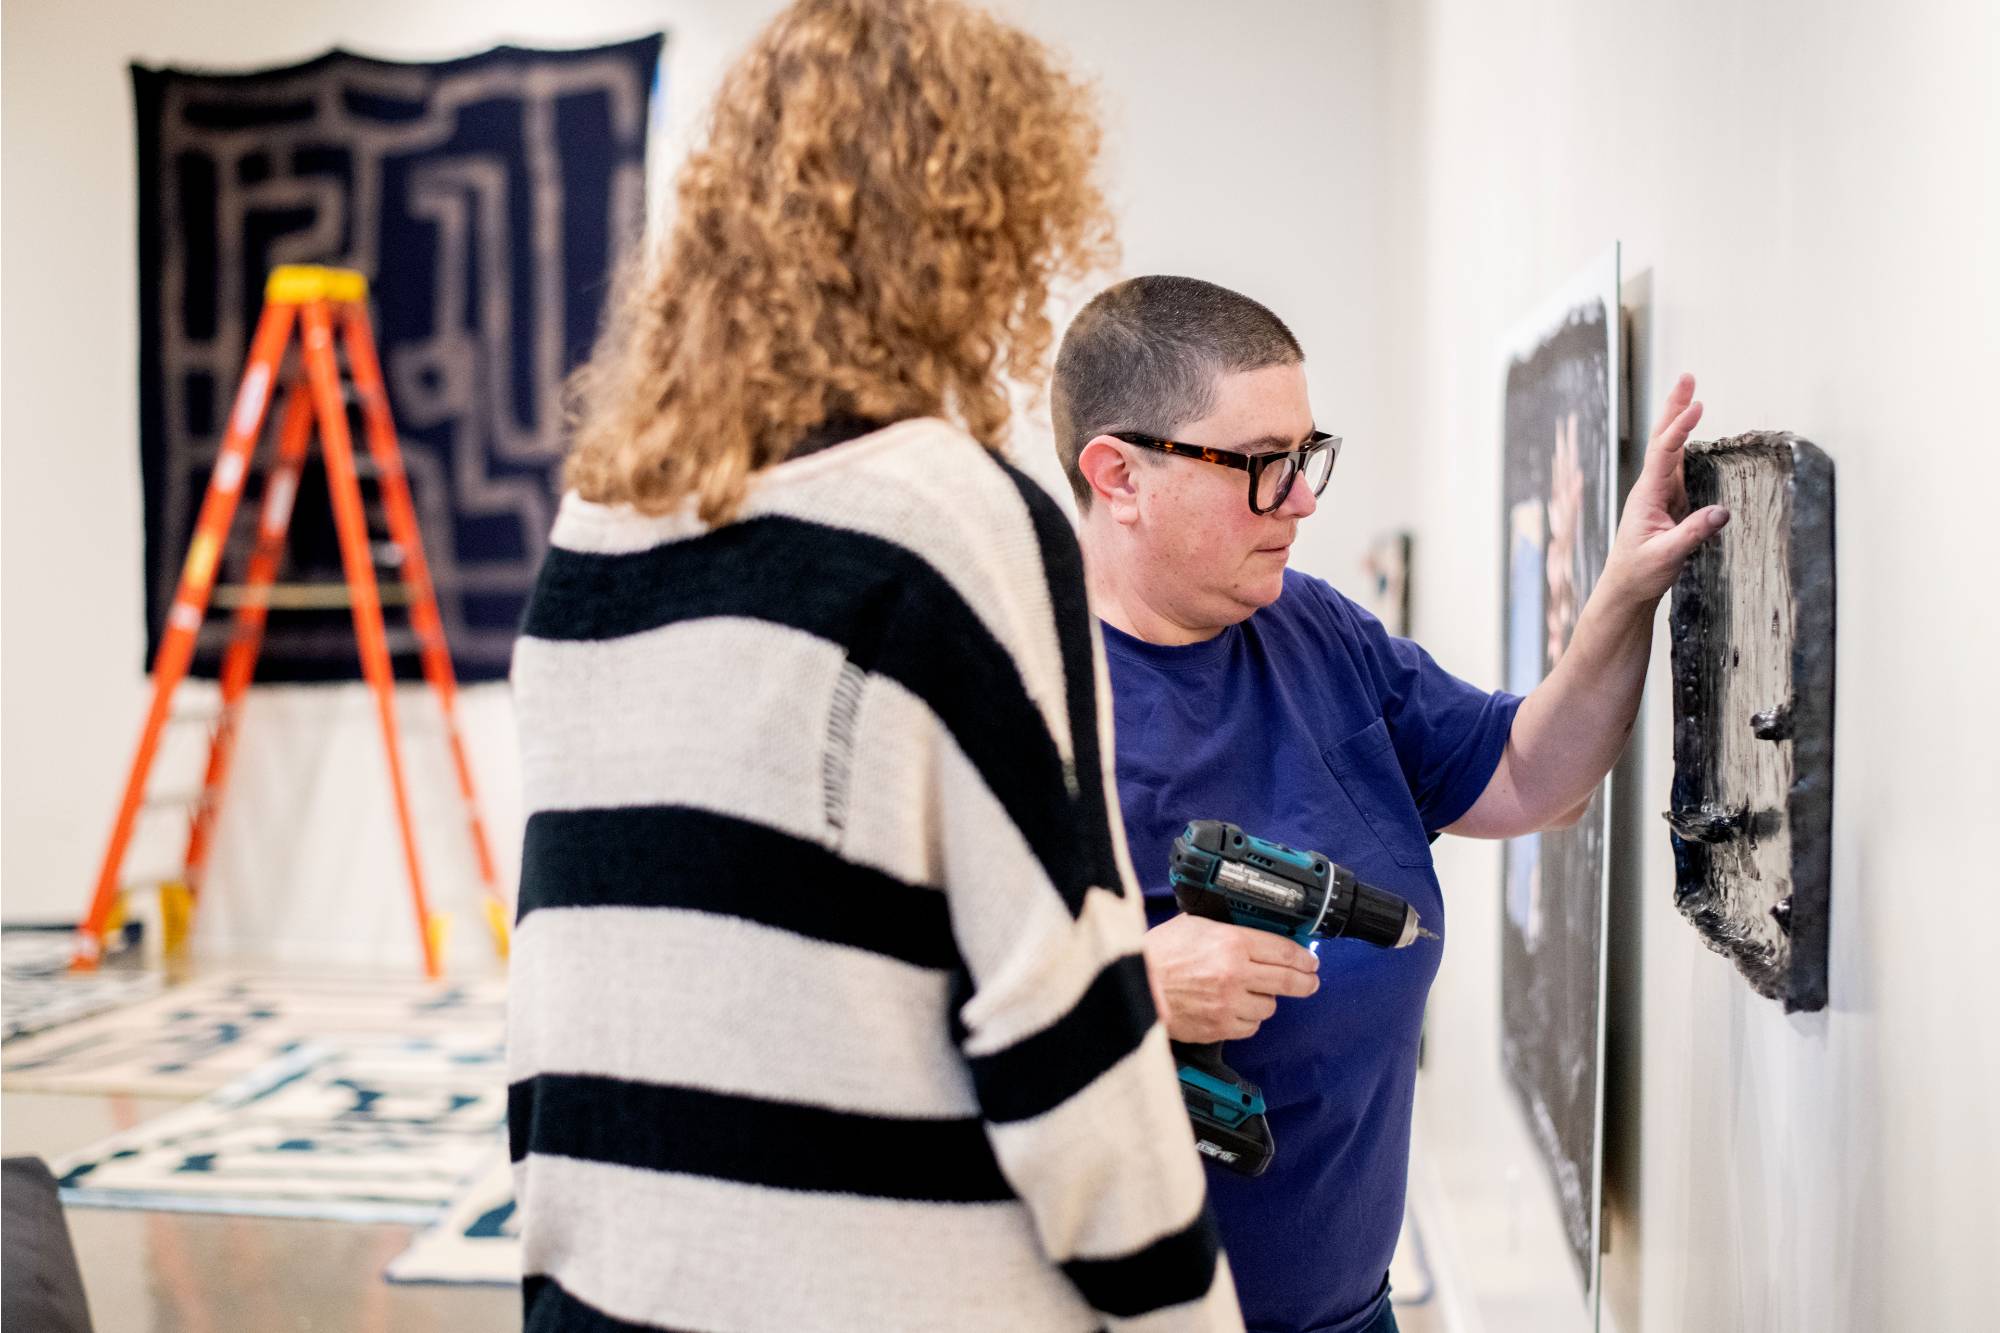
1110,429,1342,515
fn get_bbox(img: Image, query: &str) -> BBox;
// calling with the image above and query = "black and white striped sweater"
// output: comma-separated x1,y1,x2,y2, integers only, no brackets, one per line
507,419,1241,1332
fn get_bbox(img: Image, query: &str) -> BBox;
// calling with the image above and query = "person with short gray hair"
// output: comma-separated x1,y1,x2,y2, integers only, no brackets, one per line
1054,274,1726,1333
1053,277,1305,509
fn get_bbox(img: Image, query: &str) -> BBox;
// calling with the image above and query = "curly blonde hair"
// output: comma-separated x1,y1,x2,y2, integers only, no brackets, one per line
565,0,1116,523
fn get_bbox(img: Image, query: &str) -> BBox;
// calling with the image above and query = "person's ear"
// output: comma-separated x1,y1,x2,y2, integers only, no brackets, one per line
1078,435,1142,524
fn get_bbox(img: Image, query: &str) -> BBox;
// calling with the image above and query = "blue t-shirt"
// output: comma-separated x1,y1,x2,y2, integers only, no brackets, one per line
1101,569,1521,1333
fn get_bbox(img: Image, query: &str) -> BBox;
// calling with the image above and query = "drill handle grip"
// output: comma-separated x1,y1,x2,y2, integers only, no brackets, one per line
1170,1039,1231,1081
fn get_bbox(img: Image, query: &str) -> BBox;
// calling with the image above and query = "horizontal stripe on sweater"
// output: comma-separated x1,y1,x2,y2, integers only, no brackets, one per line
1063,1209,1224,1318
966,952,1155,1124
525,1274,675,1333
517,804,956,971
510,1072,1012,1203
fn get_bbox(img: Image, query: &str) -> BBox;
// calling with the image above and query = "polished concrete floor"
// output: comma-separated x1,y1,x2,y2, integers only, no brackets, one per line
3,1005,1443,1333
3,1088,518,1332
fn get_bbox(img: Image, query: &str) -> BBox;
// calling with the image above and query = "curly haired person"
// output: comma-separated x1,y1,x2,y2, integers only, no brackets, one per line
506,3,1243,1330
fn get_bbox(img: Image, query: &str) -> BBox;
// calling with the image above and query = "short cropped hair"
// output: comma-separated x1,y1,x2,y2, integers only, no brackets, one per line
1051,275,1302,508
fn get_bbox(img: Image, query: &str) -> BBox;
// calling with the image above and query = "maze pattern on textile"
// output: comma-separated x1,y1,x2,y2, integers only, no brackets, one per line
2,968,506,1098
52,1037,506,1224
134,37,662,681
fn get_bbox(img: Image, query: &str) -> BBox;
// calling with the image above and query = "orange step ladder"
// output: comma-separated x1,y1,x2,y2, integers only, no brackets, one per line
73,265,510,978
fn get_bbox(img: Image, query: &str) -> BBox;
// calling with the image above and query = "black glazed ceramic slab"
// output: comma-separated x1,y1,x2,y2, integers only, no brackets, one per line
1667,432,1835,1012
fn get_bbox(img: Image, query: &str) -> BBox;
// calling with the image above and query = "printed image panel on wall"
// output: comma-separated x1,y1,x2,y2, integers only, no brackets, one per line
1361,531,1414,638
1498,245,1620,1306
132,36,664,682
1666,433,1835,1012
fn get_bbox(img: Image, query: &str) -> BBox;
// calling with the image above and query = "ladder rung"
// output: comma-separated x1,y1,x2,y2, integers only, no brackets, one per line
212,582,414,611
120,876,186,896
193,621,431,657
244,450,383,479
169,707,224,727
219,536,404,567
223,522,283,544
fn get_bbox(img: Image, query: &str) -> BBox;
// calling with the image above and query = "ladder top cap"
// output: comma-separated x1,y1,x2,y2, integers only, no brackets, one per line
266,265,368,303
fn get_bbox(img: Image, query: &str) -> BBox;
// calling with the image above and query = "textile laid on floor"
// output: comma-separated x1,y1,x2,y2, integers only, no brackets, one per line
132,36,661,683
2,932,81,977
51,1036,503,1224
386,1149,518,1286
509,420,1239,1331
2,969,504,1098
1,932,160,1044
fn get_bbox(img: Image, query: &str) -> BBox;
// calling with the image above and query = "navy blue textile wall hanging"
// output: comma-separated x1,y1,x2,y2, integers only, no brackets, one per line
133,36,663,682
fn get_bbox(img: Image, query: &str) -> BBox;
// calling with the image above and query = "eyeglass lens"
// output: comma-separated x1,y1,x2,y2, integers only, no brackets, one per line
1254,457,1299,511
1252,441,1338,512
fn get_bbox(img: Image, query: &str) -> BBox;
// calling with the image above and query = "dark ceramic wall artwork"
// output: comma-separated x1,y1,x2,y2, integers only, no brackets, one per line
1498,246,1621,1301
1666,433,1835,1013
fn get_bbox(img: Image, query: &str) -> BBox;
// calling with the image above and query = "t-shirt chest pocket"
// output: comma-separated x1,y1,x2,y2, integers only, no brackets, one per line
1321,719,1432,868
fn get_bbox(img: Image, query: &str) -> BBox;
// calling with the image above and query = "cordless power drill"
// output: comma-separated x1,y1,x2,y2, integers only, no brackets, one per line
1167,819,1437,1176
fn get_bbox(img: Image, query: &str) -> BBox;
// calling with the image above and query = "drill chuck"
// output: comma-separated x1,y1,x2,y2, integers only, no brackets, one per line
1340,872,1425,949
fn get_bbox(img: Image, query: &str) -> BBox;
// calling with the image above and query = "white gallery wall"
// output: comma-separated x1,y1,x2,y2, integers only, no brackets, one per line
1384,1,2000,1331
4,0,1996,1328
0,0,1409,964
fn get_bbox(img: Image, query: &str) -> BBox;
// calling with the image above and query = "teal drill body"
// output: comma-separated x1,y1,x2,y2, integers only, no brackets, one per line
1166,819,1432,1176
